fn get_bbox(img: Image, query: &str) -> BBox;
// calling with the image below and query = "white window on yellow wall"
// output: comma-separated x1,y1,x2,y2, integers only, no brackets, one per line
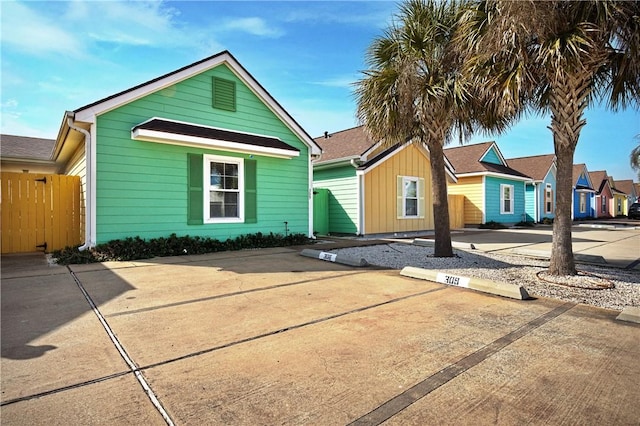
579,193,586,213
500,184,514,214
397,176,425,219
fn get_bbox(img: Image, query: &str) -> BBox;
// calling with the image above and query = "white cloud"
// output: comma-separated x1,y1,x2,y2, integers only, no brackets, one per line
0,1,83,56
313,75,359,89
220,17,284,38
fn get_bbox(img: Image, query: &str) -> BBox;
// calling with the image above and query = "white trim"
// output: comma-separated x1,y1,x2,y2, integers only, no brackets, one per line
308,156,314,238
74,52,321,156
481,176,486,224
479,142,508,166
455,171,532,182
401,176,421,218
500,183,515,215
357,173,364,235
313,156,360,169
89,123,97,246
203,154,244,224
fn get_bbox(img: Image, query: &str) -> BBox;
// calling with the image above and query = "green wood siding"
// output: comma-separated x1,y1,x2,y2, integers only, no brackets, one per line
94,63,310,243
313,165,358,234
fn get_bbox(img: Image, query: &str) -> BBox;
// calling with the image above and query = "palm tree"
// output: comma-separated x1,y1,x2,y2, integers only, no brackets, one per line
355,0,509,257
461,0,640,275
631,135,640,178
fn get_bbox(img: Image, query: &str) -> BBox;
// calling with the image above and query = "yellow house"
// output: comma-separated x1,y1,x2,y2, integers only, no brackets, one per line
312,126,459,236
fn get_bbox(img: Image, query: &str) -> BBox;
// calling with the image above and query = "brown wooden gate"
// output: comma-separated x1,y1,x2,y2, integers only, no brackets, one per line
1,172,82,253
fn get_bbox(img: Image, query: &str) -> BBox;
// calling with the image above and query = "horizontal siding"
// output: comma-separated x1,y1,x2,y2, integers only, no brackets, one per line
481,147,502,165
447,176,483,225
95,63,310,243
313,165,358,234
485,176,526,223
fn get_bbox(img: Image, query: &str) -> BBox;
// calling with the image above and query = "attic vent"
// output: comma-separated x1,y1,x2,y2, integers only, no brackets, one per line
212,77,236,111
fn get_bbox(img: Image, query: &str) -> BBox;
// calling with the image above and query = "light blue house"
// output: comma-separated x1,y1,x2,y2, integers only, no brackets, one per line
508,154,556,223
572,163,596,219
444,142,532,226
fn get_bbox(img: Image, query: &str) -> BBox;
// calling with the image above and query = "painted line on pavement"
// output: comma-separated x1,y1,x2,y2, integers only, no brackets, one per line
138,286,448,372
67,268,175,426
348,302,576,426
106,271,367,317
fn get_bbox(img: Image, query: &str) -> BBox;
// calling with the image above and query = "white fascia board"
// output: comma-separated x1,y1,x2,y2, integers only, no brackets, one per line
313,156,359,170
456,171,532,182
131,128,299,159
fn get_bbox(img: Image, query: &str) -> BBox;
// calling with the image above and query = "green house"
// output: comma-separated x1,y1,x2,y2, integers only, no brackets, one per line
55,51,321,247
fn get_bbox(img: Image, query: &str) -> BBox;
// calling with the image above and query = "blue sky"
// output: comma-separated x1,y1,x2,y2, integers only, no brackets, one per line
1,0,638,181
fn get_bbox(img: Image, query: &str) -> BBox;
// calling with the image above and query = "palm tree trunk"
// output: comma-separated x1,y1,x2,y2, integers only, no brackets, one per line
548,74,590,276
427,139,454,257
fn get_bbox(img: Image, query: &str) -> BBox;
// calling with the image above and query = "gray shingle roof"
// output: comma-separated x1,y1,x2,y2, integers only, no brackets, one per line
0,134,55,161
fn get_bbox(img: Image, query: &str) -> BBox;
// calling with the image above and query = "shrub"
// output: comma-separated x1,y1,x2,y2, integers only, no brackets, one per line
53,232,311,265
478,221,507,229
541,217,554,225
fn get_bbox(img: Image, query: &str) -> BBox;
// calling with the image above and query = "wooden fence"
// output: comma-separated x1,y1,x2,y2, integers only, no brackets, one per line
1,172,82,253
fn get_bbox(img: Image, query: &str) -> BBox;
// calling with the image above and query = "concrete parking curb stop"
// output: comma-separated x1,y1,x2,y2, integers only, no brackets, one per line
300,249,368,267
616,306,640,324
400,266,530,300
510,248,608,265
413,238,476,250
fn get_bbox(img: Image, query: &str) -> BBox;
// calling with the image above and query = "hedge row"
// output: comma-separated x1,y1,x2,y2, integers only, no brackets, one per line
53,232,311,265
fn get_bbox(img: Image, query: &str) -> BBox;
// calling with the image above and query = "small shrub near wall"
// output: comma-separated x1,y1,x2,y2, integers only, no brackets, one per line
53,232,310,265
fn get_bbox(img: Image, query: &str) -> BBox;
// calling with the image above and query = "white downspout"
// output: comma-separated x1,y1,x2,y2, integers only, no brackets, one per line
67,117,92,251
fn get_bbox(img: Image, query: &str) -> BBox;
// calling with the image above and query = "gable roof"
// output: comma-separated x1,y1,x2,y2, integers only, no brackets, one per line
444,141,531,180
589,170,610,194
572,163,594,189
313,126,375,164
64,50,320,156
0,134,55,161
507,154,555,181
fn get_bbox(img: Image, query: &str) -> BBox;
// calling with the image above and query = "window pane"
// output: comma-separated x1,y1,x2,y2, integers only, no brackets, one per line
210,163,224,188
224,176,238,190
224,192,238,217
406,199,418,216
209,191,224,217
504,200,511,213
405,180,417,198
503,186,511,200
225,163,238,177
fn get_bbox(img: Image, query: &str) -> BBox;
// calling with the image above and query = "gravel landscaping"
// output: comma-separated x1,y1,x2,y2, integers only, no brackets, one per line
329,242,640,311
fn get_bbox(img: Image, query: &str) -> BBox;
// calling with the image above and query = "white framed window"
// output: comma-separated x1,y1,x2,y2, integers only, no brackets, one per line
545,184,553,214
397,176,424,219
204,154,244,223
500,184,514,214
601,196,607,214
579,193,586,213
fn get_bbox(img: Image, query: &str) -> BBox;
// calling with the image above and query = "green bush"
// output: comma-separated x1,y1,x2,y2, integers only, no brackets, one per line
515,221,535,227
541,217,554,225
53,232,310,265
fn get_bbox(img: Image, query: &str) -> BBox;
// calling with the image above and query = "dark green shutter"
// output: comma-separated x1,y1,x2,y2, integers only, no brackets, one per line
187,153,203,225
212,77,236,111
244,159,257,223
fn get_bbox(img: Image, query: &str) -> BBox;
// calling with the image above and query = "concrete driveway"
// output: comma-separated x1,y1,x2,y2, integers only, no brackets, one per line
2,245,639,425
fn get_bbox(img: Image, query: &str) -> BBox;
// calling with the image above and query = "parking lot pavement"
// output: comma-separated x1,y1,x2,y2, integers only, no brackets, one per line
2,246,639,425
447,226,640,269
